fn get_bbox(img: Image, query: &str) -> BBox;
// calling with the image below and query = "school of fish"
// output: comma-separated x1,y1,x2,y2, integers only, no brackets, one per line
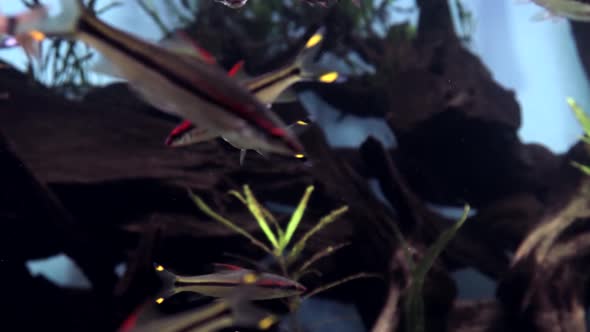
0,2,331,331
0,0,320,162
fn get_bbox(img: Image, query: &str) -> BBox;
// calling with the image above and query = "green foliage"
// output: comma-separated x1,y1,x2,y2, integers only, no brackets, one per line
189,185,381,310
189,184,348,264
404,204,470,332
452,0,475,44
567,97,590,175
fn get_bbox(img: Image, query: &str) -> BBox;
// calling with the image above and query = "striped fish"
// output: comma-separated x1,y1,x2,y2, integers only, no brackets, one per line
1,0,304,157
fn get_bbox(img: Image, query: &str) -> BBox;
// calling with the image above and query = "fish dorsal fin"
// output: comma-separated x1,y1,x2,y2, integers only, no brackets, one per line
157,30,216,65
213,263,245,272
239,149,247,166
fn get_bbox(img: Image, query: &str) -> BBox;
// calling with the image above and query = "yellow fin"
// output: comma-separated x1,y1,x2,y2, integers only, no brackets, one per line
305,33,323,49
319,71,338,83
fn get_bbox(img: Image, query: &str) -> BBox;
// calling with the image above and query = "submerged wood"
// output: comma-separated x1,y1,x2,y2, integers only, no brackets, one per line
0,0,590,331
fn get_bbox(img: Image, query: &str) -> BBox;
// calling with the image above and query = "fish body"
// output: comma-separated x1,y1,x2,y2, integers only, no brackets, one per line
157,30,217,65
120,272,280,332
165,28,337,163
155,263,306,301
120,300,276,332
531,0,590,21
3,0,303,156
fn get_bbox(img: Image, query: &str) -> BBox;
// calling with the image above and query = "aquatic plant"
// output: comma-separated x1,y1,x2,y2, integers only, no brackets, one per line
189,185,380,305
451,0,474,45
402,205,470,332
566,97,590,175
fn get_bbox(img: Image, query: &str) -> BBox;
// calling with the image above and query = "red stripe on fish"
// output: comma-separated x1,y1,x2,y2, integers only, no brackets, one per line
166,58,301,153
118,308,141,332
227,60,245,77
213,263,244,271
165,120,195,146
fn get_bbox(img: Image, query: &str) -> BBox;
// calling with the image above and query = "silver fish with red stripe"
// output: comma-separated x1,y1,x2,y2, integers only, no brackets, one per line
0,0,304,157
154,263,306,302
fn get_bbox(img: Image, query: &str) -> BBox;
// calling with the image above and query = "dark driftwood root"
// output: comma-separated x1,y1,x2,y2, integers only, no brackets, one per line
1,1,590,331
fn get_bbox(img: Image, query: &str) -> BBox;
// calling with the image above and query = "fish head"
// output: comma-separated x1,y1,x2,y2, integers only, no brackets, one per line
250,272,307,299
203,269,306,300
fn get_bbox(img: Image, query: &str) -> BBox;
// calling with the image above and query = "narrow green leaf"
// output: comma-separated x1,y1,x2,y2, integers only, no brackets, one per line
288,205,349,264
572,161,590,175
567,97,590,137
228,190,247,205
188,190,273,256
231,189,283,238
405,204,470,332
294,242,351,280
244,185,280,250
281,186,315,251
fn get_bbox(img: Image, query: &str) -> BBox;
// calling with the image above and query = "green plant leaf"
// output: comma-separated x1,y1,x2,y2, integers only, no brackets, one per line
567,97,590,137
287,205,349,264
566,97,590,175
230,189,283,238
572,161,590,176
281,185,315,252
244,185,280,250
188,189,273,256
294,242,351,280
404,204,470,332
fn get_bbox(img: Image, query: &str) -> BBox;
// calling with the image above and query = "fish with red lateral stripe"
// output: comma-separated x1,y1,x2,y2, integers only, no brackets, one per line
119,269,281,332
154,263,306,301
1,0,304,158
165,28,339,164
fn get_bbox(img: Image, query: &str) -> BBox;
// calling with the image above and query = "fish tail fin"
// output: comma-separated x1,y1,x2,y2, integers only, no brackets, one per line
294,27,340,84
287,117,314,136
16,32,44,62
153,263,177,302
